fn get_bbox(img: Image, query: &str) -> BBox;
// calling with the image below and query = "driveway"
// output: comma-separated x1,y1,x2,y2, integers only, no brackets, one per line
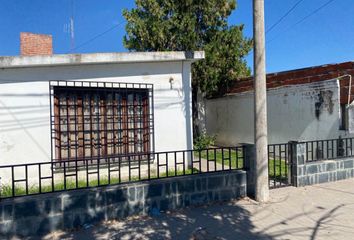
42,178,354,240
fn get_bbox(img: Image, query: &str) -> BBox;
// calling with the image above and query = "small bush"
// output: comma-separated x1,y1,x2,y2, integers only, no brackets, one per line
194,133,216,150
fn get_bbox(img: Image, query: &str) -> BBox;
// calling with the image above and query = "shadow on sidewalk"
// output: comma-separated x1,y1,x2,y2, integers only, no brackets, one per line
42,202,273,240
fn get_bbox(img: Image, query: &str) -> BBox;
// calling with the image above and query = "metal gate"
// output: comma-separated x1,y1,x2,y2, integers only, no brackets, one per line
268,143,293,188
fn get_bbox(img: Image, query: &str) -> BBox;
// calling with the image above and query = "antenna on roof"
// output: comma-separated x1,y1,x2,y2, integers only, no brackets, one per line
70,0,75,51
63,0,75,52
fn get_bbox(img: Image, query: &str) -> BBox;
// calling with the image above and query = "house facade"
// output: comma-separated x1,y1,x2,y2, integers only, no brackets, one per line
0,33,204,183
205,61,354,145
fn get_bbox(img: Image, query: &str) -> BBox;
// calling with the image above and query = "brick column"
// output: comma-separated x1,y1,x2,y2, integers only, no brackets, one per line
243,144,255,198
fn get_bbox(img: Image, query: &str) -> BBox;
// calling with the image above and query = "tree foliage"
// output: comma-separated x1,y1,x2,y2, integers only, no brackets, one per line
123,0,252,97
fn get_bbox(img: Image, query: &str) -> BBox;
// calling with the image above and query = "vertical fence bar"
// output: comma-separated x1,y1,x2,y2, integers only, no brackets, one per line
279,145,283,186
187,151,189,175
273,145,276,187
285,144,288,186
39,164,42,194
221,148,224,171
267,145,271,187
25,165,28,195
234,147,238,170
206,149,209,172
198,150,202,173
138,154,141,181
183,151,186,175
321,140,324,160
166,152,169,177
174,152,177,176
326,140,329,159
229,148,232,170
86,158,89,187
51,163,55,192
63,162,67,190
11,166,15,197
214,148,217,171
75,159,78,188
128,156,131,182
108,157,111,185
118,156,121,183
147,153,151,180
157,154,160,178
97,158,100,186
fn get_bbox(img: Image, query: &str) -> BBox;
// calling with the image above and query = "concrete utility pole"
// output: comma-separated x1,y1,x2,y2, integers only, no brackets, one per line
253,0,269,202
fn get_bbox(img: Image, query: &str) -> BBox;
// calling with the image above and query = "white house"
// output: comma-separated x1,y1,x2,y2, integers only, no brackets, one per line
205,61,354,145
0,33,204,184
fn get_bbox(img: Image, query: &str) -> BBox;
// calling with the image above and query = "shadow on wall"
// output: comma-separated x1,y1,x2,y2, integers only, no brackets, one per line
0,96,50,161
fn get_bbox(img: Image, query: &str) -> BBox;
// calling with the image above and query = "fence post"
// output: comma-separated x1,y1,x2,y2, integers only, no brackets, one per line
288,141,306,187
337,136,345,157
243,144,255,198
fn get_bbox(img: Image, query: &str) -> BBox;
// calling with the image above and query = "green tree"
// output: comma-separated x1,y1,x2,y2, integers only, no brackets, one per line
123,0,252,97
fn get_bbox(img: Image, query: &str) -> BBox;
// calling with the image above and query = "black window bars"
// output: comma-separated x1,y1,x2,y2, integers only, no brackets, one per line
49,80,155,165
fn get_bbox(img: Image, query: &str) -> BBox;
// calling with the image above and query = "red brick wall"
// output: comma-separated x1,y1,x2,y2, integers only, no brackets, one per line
20,32,53,56
227,62,354,104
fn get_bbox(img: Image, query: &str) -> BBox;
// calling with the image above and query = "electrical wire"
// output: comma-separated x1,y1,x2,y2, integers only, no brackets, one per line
267,0,336,44
266,0,305,34
67,20,126,53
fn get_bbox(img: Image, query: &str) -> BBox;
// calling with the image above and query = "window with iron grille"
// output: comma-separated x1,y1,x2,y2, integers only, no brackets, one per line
49,81,154,162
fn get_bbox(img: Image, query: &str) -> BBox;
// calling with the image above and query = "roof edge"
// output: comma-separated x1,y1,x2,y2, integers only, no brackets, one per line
0,51,205,69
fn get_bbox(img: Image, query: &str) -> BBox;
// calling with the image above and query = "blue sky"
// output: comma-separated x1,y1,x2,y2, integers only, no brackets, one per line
0,0,353,73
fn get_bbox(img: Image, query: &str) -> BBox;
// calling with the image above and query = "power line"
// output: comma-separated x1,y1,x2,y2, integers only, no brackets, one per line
67,20,126,53
266,0,305,34
291,0,336,29
267,0,336,44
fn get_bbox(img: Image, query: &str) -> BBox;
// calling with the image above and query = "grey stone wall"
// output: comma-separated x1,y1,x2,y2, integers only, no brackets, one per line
292,142,354,186
0,170,246,238
296,158,354,186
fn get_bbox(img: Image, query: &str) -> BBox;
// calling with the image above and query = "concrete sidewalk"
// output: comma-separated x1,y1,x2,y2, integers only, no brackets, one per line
41,179,354,240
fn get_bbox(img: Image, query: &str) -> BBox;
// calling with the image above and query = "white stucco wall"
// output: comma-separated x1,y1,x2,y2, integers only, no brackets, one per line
206,79,353,145
0,60,193,167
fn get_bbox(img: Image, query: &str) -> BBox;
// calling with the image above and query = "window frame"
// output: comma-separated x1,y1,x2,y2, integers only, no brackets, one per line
49,80,155,163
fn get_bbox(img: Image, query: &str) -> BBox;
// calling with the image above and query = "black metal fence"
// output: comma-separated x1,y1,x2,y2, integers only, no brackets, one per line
267,137,354,188
299,137,354,162
268,143,290,188
0,147,244,199
3,137,352,198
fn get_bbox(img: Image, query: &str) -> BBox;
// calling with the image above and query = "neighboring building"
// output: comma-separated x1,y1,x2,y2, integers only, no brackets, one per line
205,61,354,145
0,33,204,182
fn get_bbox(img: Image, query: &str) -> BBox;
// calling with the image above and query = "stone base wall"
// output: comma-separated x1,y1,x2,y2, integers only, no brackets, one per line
296,158,354,186
0,170,246,238
290,142,354,187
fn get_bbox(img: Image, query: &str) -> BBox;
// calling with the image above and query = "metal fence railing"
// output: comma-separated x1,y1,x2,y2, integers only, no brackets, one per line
267,137,354,188
3,136,351,198
0,146,244,199
299,137,354,162
268,143,290,188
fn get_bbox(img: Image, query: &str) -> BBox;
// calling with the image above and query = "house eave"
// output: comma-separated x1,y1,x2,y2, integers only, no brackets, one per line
0,51,205,69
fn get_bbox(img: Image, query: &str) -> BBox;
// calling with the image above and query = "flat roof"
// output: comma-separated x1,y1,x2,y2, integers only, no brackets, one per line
0,51,205,69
